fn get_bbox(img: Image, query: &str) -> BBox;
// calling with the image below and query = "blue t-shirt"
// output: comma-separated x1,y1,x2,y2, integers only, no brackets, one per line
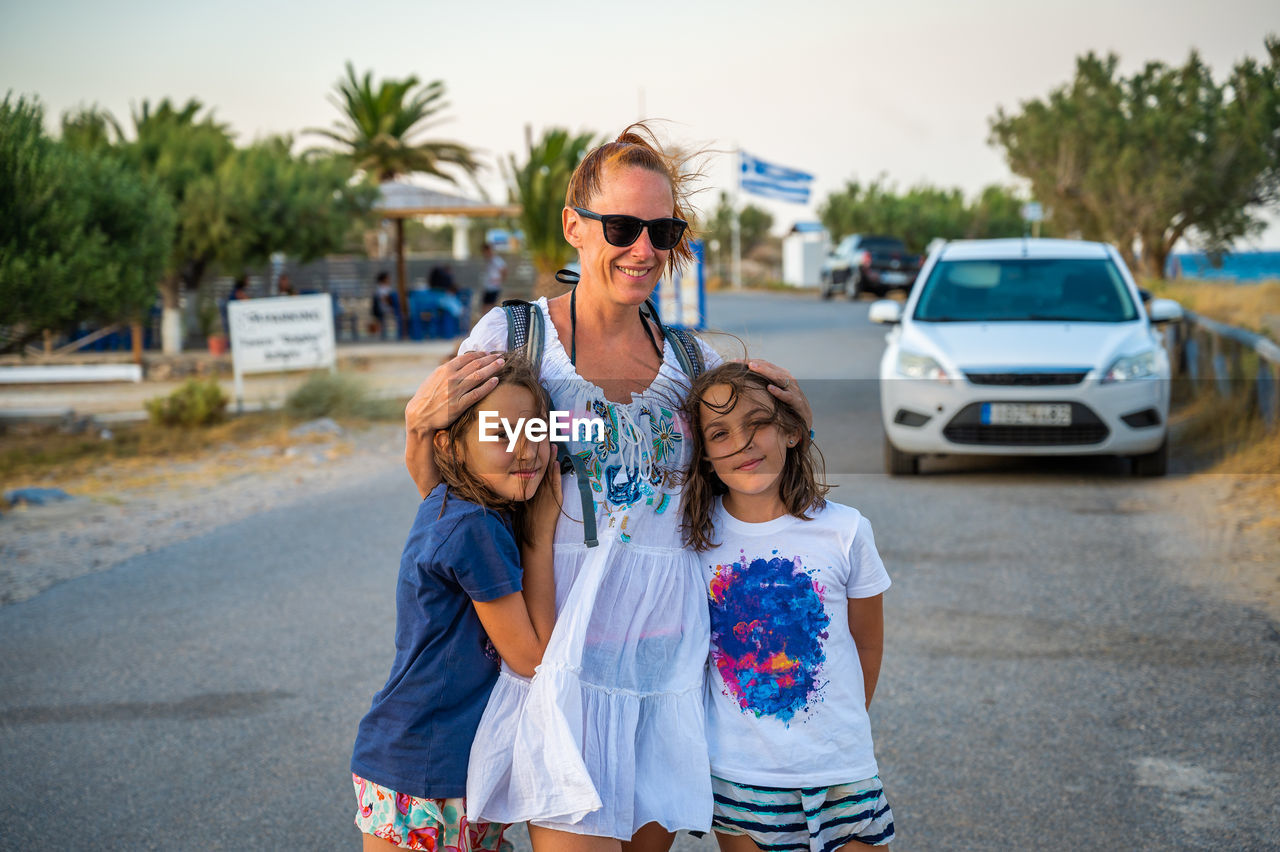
351,484,523,798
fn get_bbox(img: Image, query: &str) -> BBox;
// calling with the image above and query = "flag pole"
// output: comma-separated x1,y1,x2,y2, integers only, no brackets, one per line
731,146,742,290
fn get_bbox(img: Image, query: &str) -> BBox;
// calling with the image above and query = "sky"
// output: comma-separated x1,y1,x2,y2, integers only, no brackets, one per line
4,0,1279,247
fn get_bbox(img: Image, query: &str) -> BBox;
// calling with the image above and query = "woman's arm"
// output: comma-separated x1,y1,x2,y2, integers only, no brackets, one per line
404,351,506,498
848,594,884,709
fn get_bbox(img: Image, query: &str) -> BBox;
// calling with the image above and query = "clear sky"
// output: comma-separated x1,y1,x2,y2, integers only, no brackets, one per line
4,0,1278,246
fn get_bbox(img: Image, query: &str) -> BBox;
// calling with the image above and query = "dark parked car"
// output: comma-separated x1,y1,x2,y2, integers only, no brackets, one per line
821,234,922,299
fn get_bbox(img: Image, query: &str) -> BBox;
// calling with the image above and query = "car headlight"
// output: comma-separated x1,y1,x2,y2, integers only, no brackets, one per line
896,350,951,383
1102,349,1159,383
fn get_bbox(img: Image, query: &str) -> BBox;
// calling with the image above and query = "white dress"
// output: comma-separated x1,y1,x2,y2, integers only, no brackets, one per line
463,298,718,838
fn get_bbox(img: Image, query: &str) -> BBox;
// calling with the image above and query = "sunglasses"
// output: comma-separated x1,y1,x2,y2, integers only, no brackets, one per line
573,207,687,251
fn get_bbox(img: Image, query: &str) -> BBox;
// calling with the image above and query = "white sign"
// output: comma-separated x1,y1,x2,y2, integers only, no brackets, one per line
227,294,336,407
1021,202,1044,222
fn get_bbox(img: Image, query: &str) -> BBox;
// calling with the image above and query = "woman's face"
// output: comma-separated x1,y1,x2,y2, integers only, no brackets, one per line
564,166,675,306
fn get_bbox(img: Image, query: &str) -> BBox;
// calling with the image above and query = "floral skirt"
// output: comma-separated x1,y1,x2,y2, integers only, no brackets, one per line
353,773,512,851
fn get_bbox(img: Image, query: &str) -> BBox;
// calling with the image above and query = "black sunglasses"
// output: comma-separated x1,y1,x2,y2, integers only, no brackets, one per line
573,207,687,251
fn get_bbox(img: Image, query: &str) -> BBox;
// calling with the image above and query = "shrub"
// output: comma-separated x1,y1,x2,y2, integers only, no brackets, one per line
285,371,390,419
145,379,229,427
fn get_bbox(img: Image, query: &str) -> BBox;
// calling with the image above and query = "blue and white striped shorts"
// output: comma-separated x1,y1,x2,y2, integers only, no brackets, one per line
710,774,895,850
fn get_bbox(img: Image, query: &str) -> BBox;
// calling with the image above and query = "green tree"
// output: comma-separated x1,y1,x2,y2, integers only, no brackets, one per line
310,62,480,315
702,192,774,281
819,178,1028,252
989,38,1280,278
1,95,174,350
505,127,598,295
60,104,123,153
121,98,235,352
183,136,374,274
311,62,479,183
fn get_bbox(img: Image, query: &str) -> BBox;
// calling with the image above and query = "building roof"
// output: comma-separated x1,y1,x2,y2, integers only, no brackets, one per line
372,181,521,218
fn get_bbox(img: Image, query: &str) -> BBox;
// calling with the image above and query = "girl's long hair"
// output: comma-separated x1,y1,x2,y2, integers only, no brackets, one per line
680,362,829,552
434,357,555,548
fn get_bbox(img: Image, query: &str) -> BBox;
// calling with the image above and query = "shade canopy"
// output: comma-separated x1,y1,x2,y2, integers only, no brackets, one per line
373,181,521,219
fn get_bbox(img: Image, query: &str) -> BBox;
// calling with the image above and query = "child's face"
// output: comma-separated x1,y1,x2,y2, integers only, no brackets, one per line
699,383,797,502
461,383,552,503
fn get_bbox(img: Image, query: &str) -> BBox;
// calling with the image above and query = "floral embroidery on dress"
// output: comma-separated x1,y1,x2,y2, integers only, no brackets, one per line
650,408,682,465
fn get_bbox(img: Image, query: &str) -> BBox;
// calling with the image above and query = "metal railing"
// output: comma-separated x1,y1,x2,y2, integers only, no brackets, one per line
1165,310,1280,428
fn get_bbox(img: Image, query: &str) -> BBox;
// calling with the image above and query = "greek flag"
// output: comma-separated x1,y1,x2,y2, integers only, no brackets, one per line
740,151,814,204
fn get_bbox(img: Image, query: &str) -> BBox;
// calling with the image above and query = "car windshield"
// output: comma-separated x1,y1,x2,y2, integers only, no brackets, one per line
860,238,905,253
913,258,1138,322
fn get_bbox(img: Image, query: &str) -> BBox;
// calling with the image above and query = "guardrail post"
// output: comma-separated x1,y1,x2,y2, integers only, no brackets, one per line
1211,331,1230,397
1264,362,1280,429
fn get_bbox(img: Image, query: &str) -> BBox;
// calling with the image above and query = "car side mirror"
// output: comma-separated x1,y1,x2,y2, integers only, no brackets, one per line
1146,298,1182,324
869,300,902,325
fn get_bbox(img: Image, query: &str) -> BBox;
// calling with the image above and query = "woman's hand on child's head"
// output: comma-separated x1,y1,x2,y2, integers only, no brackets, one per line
743,359,813,429
405,351,505,437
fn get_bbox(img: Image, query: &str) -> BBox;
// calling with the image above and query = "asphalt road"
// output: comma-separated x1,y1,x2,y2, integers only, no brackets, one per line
1,291,1277,851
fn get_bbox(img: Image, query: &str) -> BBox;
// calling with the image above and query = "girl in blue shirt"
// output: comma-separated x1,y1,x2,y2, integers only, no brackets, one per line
351,358,560,851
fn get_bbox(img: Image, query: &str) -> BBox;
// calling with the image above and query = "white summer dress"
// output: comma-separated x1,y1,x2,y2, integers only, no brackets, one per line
462,298,719,839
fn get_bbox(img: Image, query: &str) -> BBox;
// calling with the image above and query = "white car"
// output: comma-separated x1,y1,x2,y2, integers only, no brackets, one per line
871,238,1183,476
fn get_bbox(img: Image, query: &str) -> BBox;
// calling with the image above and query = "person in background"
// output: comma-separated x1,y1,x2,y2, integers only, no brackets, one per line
277,273,296,296
480,244,506,310
371,271,397,340
230,276,251,301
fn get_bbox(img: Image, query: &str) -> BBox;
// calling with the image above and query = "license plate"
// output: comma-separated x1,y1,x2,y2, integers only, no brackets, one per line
981,403,1072,426
882,271,909,285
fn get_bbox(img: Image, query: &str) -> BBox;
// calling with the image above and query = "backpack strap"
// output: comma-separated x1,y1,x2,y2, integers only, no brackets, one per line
662,325,705,379
503,299,599,548
501,299,544,371
557,445,599,548
639,298,704,379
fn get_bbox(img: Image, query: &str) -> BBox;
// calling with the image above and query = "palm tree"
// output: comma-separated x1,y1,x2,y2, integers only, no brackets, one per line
311,63,479,323
506,127,597,297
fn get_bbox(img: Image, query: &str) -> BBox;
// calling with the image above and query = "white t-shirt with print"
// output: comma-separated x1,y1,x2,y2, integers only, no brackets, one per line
701,498,891,787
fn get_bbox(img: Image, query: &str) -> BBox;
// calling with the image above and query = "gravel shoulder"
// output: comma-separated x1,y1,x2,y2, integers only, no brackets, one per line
0,422,408,606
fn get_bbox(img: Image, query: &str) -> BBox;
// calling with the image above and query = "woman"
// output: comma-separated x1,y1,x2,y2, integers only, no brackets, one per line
403,124,811,852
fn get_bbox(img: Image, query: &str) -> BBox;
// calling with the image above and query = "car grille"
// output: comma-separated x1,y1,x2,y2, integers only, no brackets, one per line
964,371,1089,386
942,402,1109,446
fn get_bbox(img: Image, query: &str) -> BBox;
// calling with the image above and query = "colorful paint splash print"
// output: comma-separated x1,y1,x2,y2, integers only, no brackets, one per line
708,551,830,723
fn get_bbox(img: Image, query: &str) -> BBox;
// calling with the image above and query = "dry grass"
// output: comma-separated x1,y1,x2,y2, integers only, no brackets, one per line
1145,277,1280,340
0,406,401,502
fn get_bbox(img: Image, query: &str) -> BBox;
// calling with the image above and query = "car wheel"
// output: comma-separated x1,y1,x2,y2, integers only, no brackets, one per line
1130,436,1169,477
820,276,834,299
848,271,863,300
884,436,919,476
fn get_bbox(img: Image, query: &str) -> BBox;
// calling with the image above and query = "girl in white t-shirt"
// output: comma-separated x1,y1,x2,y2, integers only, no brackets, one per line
681,362,896,851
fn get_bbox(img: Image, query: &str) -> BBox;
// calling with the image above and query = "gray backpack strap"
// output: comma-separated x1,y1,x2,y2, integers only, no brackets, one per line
557,446,599,548
663,326,705,378
640,297,704,379
501,300,544,369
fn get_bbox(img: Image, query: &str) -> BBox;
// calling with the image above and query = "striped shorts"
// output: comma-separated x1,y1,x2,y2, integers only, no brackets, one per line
710,774,895,850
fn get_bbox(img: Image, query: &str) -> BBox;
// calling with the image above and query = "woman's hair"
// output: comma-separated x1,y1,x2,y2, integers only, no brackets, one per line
566,121,703,277
680,362,829,552
434,357,554,548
